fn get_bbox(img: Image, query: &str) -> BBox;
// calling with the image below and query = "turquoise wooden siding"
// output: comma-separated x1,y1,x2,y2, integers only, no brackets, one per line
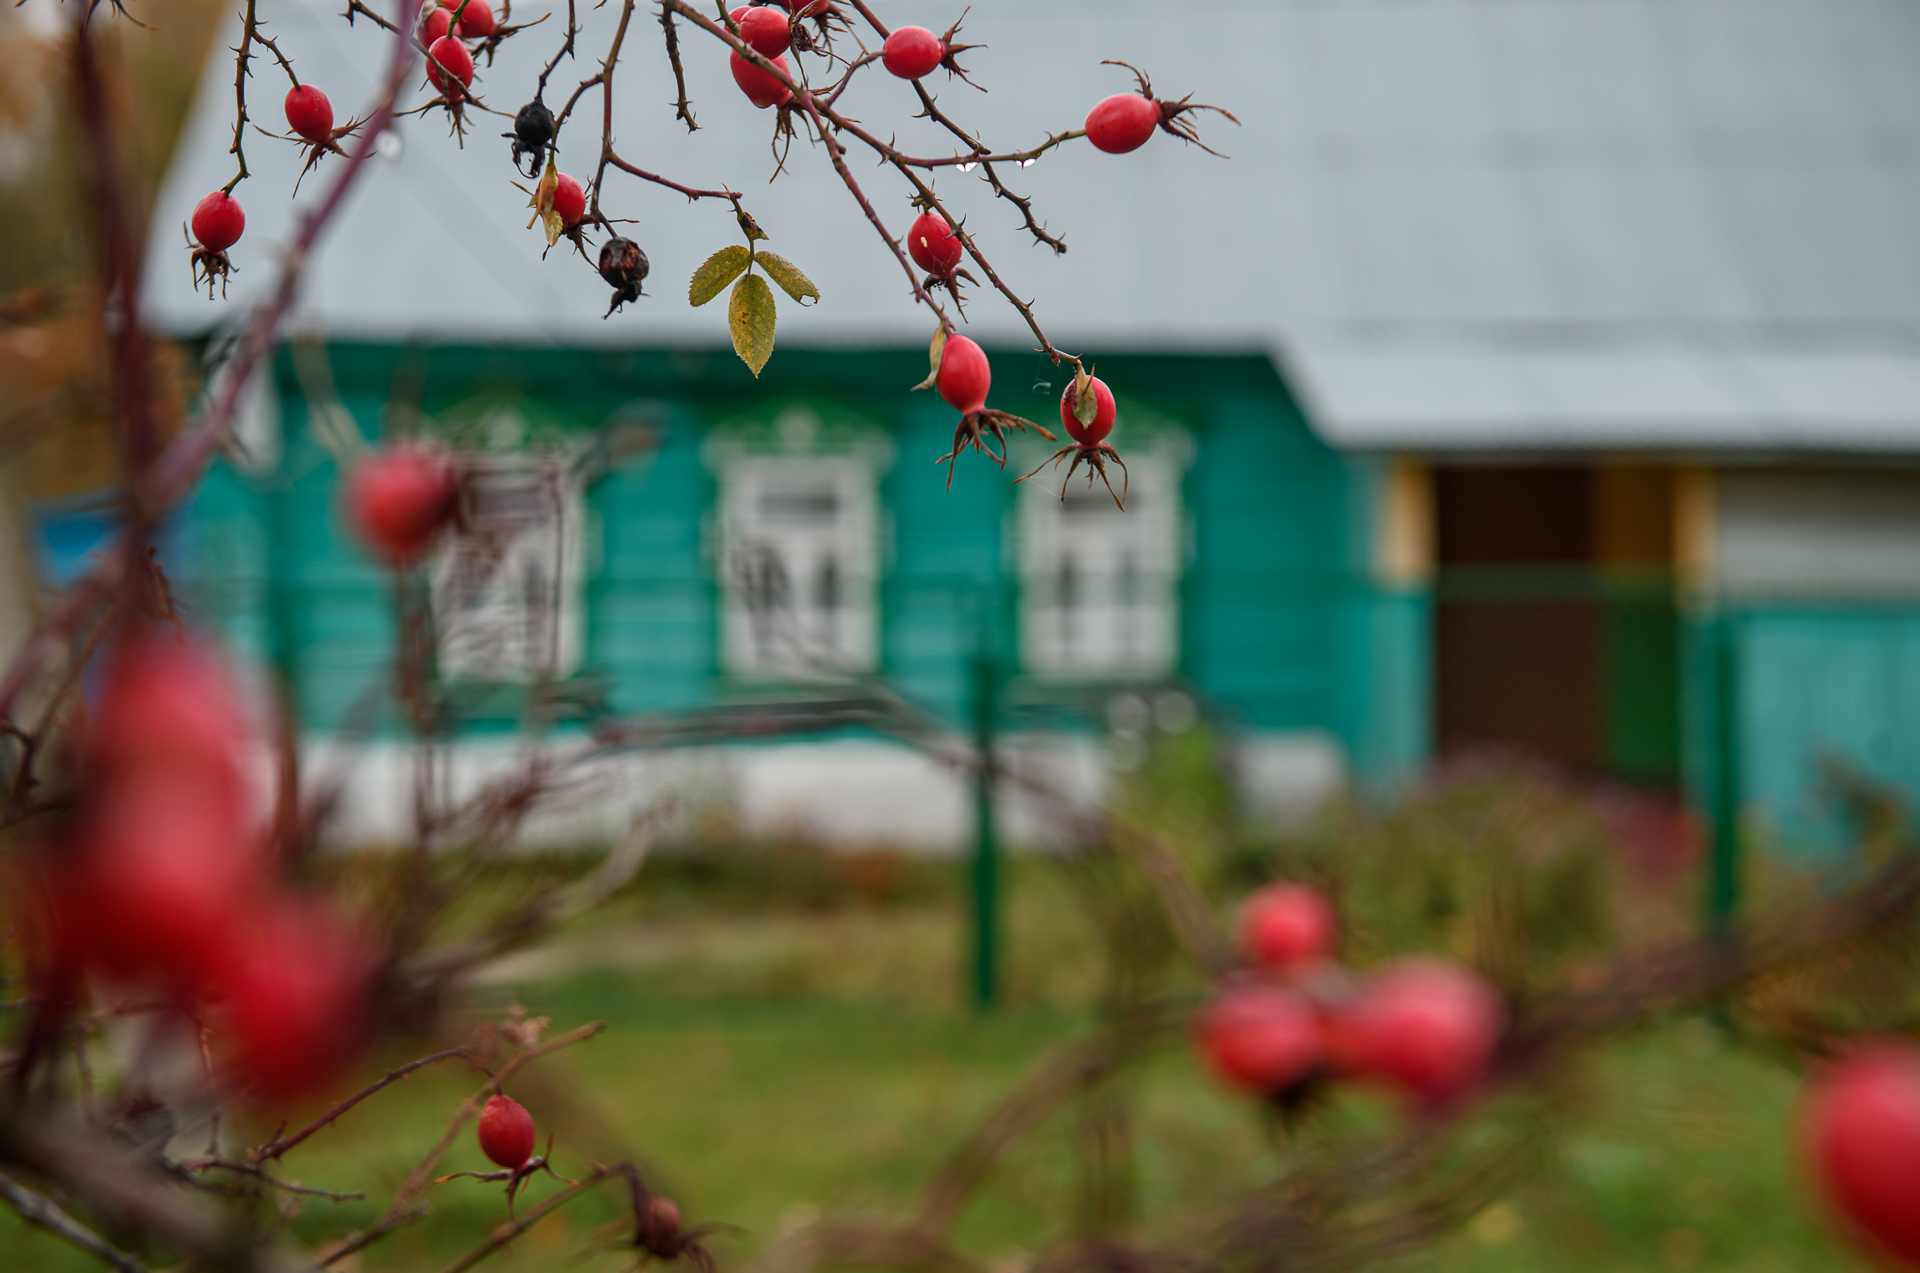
170,343,1427,787
588,413,712,716
1693,606,1920,858
882,395,1010,718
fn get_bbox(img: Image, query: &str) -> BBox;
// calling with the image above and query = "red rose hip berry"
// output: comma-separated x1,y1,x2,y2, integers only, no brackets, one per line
447,0,495,37
936,334,990,415
882,26,943,80
1239,882,1337,971
1085,92,1159,154
1059,375,1116,446
191,191,245,253
1348,959,1504,1105
1195,985,1321,1094
1803,1040,1920,1265
552,173,586,228
730,5,791,57
478,1093,538,1169
344,446,459,564
729,50,792,109
426,35,474,97
221,900,370,1104
420,5,453,42
906,211,962,277
283,85,334,145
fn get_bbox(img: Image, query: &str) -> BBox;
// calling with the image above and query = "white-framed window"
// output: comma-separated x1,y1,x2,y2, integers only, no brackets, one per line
1016,427,1188,681
431,454,584,682
708,404,891,680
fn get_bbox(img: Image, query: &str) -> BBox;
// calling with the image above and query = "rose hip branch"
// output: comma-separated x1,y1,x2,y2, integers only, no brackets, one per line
189,0,1235,495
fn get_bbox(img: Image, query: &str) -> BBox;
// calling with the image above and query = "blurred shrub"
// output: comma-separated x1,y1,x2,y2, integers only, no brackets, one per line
1247,757,1626,994
641,835,951,913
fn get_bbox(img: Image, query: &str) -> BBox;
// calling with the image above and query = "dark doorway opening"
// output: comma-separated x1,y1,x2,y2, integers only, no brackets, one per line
1433,464,1680,786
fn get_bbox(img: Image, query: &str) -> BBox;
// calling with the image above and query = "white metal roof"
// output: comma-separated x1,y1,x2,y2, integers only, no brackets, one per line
1286,343,1920,454
143,0,1920,451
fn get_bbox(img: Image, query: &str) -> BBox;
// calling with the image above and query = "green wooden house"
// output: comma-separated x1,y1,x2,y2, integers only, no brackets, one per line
120,0,1920,850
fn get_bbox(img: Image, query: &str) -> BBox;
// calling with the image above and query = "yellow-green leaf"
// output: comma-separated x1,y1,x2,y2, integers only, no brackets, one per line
737,208,770,242
911,326,946,391
689,245,752,307
729,273,777,377
754,251,819,306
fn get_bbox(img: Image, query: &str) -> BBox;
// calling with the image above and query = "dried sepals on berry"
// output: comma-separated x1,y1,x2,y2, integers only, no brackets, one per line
187,190,244,298
917,332,1054,489
423,34,477,137
281,85,369,195
1017,367,1128,509
1089,61,1240,157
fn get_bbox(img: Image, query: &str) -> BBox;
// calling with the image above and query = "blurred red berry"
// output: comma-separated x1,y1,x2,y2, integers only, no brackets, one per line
935,334,990,415
343,446,459,564
730,5,790,57
478,1093,538,1169
218,899,370,1104
906,211,962,277
191,191,245,253
1059,376,1116,447
446,0,495,38
1239,882,1336,971
420,5,453,42
1085,93,1159,154
91,634,252,805
552,172,586,228
426,35,475,97
1314,1001,1369,1077
283,85,334,145
729,50,791,108
1348,959,1503,1105
64,780,262,990
1803,1040,1920,1266
881,25,943,80
1195,985,1321,1094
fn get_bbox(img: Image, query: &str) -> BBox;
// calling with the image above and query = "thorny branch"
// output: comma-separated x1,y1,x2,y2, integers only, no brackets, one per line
255,1045,474,1159
18,3,1900,1273
316,1020,607,1266
661,0,1076,361
0,1170,150,1273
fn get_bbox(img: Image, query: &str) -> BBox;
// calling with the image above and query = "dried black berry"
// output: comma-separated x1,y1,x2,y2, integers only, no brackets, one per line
599,237,649,316
503,98,555,177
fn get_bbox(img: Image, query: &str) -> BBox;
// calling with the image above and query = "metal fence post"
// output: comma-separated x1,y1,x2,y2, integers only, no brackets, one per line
970,632,1000,1011
1706,612,1741,940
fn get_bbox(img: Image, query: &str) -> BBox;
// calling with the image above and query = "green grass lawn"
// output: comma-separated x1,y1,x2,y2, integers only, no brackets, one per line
5,876,1883,1273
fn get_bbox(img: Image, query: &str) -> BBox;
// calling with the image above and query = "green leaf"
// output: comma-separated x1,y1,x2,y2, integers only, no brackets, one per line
689,245,752,307
911,327,946,392
737,208,770,243
754,251,819,306
728,274,777,377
